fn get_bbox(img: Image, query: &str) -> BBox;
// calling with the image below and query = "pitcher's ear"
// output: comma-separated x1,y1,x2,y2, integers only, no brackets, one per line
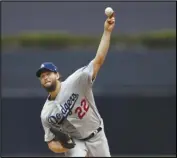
56,72,59,80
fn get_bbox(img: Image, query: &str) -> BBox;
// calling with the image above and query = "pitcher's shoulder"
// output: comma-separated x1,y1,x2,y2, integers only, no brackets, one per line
65,67,86,82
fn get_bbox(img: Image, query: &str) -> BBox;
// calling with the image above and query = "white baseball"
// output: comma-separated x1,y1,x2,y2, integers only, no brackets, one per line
105,7,114,17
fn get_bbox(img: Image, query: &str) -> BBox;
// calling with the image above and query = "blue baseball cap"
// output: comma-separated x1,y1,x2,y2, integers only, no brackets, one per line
36,62,58,77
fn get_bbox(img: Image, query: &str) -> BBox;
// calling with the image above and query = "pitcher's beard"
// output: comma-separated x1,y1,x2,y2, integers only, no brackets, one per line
43,81,57,92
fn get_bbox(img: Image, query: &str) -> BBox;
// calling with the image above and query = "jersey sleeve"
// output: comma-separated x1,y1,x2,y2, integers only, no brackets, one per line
65,60,96,91
81,60,95,85
41,118,55,142
73,60,95,87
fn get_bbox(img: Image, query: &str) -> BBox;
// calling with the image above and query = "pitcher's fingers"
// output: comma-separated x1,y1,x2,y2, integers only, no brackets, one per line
107,17,115,23
109,12,115,18
107,19,115,24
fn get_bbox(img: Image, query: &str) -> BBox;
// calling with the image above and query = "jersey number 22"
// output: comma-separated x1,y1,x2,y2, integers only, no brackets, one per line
75,98,89,119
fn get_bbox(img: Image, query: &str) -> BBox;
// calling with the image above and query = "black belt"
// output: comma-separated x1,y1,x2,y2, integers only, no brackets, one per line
80,127,102,141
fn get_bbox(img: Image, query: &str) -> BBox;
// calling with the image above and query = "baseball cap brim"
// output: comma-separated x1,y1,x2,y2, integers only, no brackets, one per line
36,67,56,77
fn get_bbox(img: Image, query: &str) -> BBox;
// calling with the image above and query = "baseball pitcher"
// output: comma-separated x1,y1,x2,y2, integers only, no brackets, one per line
36,11,115,157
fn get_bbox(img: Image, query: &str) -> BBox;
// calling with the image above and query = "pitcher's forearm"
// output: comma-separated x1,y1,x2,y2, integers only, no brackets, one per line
94,31,112,65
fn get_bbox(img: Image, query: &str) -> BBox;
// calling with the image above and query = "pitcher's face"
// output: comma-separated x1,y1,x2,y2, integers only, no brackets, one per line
39,71,59,92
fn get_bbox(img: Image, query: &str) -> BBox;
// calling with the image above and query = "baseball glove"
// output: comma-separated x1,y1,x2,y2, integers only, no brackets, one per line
50,128,76,149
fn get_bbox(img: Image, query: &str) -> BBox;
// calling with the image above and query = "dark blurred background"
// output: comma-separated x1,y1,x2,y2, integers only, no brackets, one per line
1,1,176,157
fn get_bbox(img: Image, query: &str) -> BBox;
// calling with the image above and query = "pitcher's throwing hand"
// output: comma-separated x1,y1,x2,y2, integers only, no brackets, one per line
104,13,116,32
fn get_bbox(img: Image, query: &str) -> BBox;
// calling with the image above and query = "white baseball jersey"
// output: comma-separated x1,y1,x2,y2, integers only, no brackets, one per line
40,60,103,142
